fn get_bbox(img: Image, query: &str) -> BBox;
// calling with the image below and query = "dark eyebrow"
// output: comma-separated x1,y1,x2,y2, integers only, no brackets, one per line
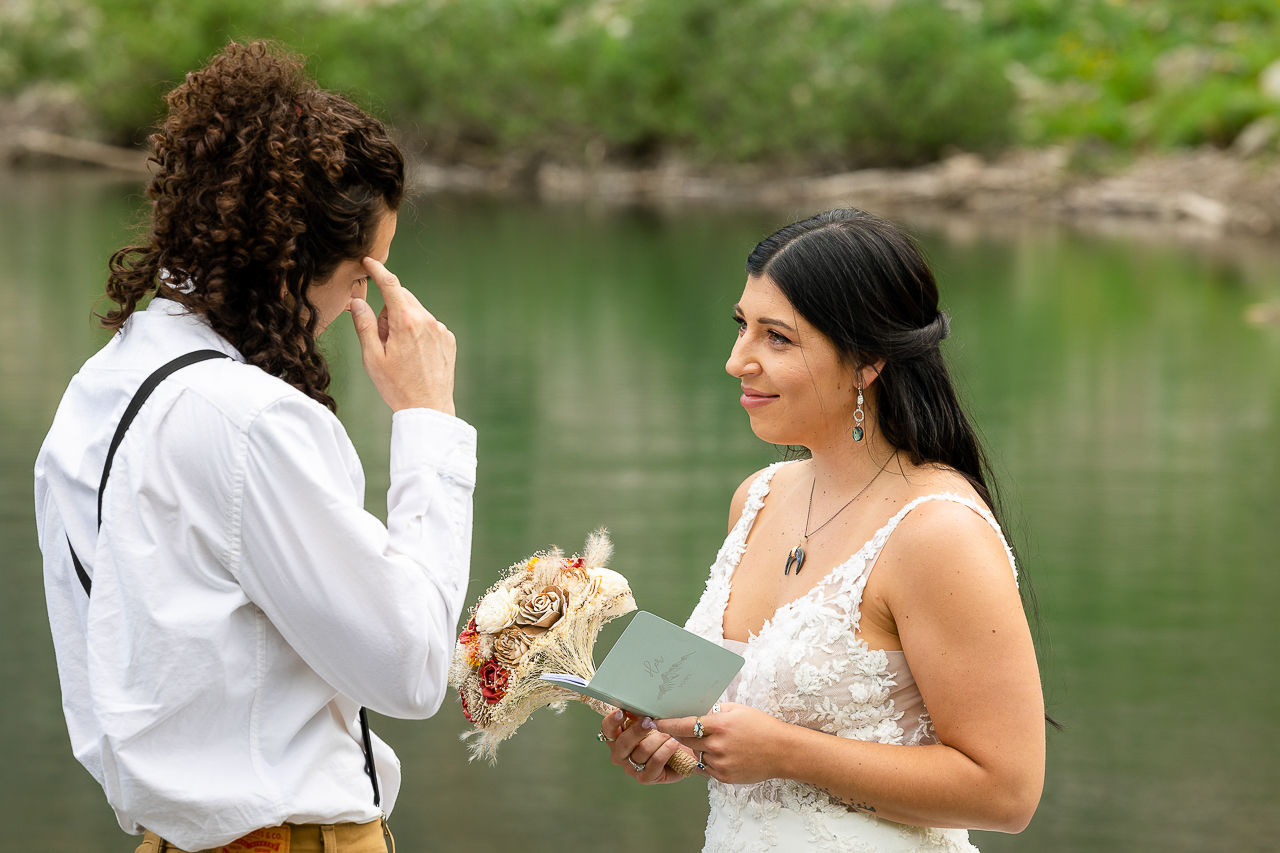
733,304,795,332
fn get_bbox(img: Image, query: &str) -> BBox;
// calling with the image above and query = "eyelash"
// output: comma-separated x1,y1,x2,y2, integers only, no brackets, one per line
733,315,793,345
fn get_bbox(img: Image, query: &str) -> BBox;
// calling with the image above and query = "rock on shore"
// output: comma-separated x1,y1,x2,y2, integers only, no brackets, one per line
6,111,1280,240
520,148,1280,238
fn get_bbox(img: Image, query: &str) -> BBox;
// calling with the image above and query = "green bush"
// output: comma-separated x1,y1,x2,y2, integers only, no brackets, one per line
0,1,98,94
5,0,1280,166
989,0,1280,149
1,0,1014,167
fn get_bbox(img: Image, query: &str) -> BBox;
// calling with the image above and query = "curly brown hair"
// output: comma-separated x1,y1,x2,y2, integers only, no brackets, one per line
101,40,406,411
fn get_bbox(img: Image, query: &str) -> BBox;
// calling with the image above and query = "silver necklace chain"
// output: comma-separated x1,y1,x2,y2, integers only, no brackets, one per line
785,465,886,576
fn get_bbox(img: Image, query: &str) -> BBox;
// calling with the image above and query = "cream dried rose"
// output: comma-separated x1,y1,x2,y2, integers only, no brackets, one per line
474,586,519,634
588,568,635,617
493,627,534,668
515,585,568,630
588,568,629,597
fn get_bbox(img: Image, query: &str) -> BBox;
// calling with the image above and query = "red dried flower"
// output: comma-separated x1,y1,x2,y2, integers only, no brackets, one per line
459,617,478,646
460,688,474,723
479,658,509,704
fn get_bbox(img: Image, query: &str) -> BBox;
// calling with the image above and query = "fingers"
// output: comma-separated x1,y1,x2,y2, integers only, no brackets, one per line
351,257,458,415
602,713,665,781
361,257,404,303
622,729,677,784
349,297,380,351
637,735,682,784
654,714,699,740
363,257,434,334
678,743,712,779
652,705,736,775
600,708,626,742
598,709,707,785
608,713,654,764
377,306,390,347
362,257,437,335
656,711,718,751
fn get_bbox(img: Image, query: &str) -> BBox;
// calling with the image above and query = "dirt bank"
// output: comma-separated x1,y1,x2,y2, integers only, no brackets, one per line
7,124,1280,242
437,147,1280,241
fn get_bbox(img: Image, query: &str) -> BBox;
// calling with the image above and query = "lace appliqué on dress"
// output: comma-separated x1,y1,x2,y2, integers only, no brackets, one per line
688,463,1010,853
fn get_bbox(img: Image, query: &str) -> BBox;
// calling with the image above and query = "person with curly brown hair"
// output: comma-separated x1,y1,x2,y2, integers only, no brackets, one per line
34,42,473,852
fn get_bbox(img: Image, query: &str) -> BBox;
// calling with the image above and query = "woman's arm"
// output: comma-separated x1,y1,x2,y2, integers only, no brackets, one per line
656,499,1045,832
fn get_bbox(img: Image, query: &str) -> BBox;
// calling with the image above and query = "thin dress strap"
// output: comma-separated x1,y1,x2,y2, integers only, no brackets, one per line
859,492,1018,589
684,461,797,641
735,462,792,533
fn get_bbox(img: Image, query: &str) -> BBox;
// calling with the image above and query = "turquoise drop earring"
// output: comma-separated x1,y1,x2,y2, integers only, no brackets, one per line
852,385,865,442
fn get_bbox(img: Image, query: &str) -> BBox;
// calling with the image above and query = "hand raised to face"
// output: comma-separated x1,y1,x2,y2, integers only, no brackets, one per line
351,256,457,416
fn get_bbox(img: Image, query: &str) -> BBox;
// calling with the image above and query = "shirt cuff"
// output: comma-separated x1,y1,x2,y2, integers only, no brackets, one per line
390,408,478,485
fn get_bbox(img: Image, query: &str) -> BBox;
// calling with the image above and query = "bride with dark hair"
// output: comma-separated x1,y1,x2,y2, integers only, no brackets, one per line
37,42,473,853
602,209,1045,852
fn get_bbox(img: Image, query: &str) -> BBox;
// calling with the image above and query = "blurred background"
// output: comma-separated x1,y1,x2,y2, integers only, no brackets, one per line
8,0,1280,165
3,2,1279,852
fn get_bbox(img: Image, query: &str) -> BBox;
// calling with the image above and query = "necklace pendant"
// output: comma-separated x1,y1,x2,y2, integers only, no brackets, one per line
785,544,806,576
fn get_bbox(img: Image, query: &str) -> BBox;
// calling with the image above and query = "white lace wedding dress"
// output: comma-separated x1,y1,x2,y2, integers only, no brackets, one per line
684,461,1019,853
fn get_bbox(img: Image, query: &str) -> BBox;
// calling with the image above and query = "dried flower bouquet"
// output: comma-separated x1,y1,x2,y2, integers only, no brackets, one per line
448,530,696,776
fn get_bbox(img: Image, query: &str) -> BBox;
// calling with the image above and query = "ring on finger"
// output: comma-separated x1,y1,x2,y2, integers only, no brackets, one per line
693,717,705,738
711,702,721,714
627,757,647,772
597,732,615,743
696,751,707,770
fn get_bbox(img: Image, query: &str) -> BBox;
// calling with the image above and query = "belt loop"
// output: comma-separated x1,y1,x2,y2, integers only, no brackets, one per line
321,824,337,853
382,817,395,853
139,830,166,853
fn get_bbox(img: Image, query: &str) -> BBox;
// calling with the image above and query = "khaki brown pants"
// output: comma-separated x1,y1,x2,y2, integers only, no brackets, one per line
134,818,393,853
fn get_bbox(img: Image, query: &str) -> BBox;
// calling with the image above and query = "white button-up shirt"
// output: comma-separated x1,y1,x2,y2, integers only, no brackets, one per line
34,299,477,850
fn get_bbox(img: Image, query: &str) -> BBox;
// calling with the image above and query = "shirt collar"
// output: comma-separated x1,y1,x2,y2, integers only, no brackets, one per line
140,297,246,363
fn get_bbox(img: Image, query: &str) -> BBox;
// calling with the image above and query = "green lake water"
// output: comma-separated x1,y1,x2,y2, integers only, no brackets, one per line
2,171,1278,852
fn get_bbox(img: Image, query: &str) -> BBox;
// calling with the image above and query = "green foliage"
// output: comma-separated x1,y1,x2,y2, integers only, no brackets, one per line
0,1,98,93
843,1,1016,164
989,0,1280,149
0,0,1014,167
4,0,1280,165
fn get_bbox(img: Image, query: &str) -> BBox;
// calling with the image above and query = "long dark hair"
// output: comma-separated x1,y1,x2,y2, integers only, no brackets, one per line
747,209,995,507
748,209,1059,726
100,41,406,411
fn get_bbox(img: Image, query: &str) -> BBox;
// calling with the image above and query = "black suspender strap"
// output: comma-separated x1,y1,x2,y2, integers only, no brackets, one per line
68,537,92,596
359,706,382,807
68,349,230,594
66,347,382,807
96,350,233,529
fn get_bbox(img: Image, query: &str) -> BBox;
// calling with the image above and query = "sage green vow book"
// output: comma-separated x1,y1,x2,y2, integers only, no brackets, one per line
539,611,744,719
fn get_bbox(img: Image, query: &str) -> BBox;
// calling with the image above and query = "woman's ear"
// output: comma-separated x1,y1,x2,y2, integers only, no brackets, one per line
857,359,886,389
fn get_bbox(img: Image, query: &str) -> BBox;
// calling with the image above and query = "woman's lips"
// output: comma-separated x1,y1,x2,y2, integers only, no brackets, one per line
740,388,778,410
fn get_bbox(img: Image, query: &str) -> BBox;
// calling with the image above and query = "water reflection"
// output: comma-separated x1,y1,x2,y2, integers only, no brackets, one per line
1,172,1277,852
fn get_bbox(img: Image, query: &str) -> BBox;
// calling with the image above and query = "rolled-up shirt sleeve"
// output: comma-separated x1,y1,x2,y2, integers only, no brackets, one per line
233,397,476,719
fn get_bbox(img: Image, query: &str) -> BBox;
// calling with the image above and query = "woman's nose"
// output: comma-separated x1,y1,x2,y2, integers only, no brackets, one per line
726,336,758,378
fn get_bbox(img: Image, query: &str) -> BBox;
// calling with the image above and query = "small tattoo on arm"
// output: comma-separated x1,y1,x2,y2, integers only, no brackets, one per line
816,786,877,814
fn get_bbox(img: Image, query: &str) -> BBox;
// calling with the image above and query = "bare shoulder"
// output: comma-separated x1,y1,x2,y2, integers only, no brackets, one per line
727,460,806,533
727,468,768,533
877,472,1019,605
